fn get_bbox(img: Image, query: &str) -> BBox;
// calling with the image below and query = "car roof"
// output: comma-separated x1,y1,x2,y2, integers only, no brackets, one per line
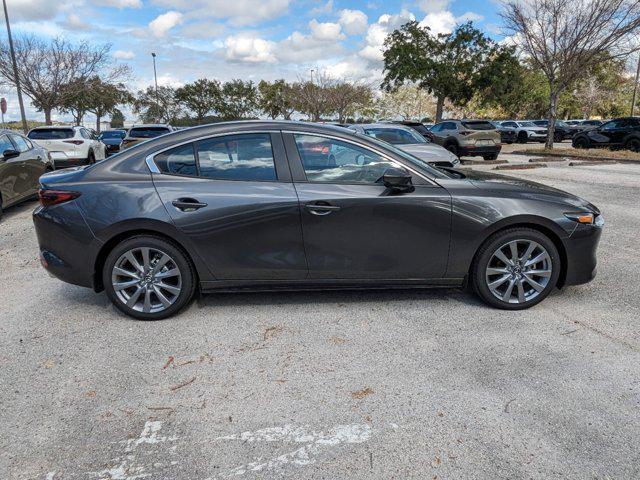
129,124,172,128
29,125,79,131
352,123,415,131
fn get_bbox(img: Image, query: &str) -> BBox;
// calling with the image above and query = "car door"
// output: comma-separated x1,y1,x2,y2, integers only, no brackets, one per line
9,134,45,198
0,134,22,206
588,119,628,146
151,131,308,281
283,132,452,280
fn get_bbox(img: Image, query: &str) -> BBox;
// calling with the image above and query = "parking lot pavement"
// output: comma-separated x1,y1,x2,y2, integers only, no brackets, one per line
1,159,639,480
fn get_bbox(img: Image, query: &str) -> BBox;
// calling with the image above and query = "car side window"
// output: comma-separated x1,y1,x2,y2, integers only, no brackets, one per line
9,134,30,152
430,124,443,132
504,122,517,128
293,134,400,184
0,135,13,156
154,143,198,176
601,120,626,130
442,122,457,131
79,129,90,139
196,133,277,182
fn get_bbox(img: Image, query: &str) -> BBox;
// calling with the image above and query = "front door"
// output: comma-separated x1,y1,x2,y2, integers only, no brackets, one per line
284,132,452,280
151,131,307,281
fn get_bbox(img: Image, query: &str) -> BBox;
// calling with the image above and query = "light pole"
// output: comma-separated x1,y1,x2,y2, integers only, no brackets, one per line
310,69,314,85
151,52,158,95
632,53,640,117
2,0,28,133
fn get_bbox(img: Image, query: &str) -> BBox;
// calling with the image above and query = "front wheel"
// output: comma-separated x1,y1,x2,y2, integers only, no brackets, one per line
624,137,640,152
573,137,589,149
471,228,560,310
445,142,459,157
87,150,96,164
103,235,196,320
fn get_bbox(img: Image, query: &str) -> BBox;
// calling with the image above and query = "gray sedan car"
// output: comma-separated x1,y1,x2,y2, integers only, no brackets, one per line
348,124,460,168
0,129,52,219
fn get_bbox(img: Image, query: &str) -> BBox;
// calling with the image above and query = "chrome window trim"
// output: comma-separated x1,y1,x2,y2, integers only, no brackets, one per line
282,129,438,185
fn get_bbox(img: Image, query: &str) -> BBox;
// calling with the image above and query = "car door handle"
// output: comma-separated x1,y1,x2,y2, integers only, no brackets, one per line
172,198,208,211
305,203,341,215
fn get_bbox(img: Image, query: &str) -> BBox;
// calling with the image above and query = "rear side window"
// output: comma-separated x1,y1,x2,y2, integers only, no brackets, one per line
461,121,495,130
27,128,74,140
196,133,277,181
364,128,423,145
10,134,30,152
154,144,198,176
129,127,171,138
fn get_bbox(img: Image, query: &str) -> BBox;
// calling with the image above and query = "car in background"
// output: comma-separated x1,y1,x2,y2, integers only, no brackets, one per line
429,120,502,160
99,129,127,156
581,119,604,128
120,124,173,150
382,120,434,140
27,126,106,167
531,120,573,141
32,120,603,320
1,129,52,219
490,121,517,144
572,117,640,152
349,123,460,168
497,121,547,144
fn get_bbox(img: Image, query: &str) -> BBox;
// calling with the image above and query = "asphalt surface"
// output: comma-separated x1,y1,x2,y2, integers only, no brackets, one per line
1,154,639,479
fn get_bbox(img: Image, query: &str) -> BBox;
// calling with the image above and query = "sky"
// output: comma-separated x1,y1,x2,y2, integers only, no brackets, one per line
0,0,506,123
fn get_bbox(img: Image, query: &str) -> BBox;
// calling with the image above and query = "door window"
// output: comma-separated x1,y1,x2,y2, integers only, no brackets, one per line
601,119,628,130
294,134,400,184
9,134,31,152
196,133,277,181
430,124,443,132
0,135,13,156
154,143,198,176
80,129,91,139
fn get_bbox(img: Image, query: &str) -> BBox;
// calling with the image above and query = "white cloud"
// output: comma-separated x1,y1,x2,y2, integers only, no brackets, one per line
338,9,368,36
61,14,89,31
4,0,67,21
419,10,484,36
310,0,333,16
149,11,184,38
276,19,345,63
417,0,450,14
94,0,143,8
113,50,136,59
151,0,290,27
225,35,277,63
309,19,344,41
360,10,415,63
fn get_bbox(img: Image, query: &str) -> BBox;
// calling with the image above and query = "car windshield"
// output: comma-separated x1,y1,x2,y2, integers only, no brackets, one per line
357,133,451,179
461,121,495,131
129,127,171,138
518,121,535,127
28,128,74,140
364,127,426,145
100,131,126,139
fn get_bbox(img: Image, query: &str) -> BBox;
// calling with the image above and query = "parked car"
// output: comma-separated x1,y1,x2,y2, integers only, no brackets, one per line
33,121,603,320
348,123,460,168
1,129,52,219
490,121,517,144
572,117,640,151
120,124,173,150
531,120,573,141
497,121,547,143
429,120,502,160
99,129,128,156
382,120,434,140
581,119,604,128
27,126,106,167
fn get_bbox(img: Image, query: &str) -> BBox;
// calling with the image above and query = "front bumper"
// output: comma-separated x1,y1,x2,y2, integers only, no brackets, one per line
562,222,603,286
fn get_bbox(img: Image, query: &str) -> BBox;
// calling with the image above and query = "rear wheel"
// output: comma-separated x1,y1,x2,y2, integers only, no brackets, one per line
517,131,528,143
103,235,196,320
624,137,640,152
87,150,96,164
573,136,589,149
445,142,459,157
471,228,560,310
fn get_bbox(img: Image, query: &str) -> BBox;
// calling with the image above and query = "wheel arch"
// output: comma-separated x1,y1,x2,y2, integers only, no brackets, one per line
469,217,568,289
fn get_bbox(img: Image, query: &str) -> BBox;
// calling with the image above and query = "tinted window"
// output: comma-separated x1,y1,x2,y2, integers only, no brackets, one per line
442,122,457,130
196,133,277,182
129,127,171,138
10,134,30,152
410,124,430,135
364,128,425,145
101,131,126,139
0,135,13,155
154,144,197,176
430,124,443,132
461,121,495,130
27,128,74,140
503,122,517,128
601,119,628,130
518,121,535,127
294,134,399,184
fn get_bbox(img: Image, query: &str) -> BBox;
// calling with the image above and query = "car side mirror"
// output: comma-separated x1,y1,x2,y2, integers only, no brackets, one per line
2,149,20,160
383,167,414,193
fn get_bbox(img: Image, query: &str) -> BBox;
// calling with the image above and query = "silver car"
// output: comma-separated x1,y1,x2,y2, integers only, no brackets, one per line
349,124,460,168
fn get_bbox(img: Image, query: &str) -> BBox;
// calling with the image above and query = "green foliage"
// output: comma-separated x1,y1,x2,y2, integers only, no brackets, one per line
132,85,182,124
175,79,221,123
218,79,258,120
110,109,125,128
257,79,295,119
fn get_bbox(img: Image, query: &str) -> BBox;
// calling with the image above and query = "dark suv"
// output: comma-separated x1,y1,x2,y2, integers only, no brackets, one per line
532,120,573,141
571,117,640,151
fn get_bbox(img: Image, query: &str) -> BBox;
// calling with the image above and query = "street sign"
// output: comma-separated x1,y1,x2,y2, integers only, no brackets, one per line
0,97,6,115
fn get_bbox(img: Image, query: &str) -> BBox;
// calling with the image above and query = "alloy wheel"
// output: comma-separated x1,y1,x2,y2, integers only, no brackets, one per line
485,239,552,304
111,247,182,313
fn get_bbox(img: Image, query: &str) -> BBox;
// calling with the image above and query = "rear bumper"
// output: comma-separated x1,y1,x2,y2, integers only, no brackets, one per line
459,144,502,157
562,223,603,286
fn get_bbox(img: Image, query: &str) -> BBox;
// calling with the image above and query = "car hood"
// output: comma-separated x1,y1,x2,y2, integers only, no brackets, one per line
396,143,457,162
461,169,599,212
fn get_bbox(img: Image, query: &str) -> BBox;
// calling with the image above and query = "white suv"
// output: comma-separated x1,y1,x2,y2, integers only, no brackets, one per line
27,126,106,168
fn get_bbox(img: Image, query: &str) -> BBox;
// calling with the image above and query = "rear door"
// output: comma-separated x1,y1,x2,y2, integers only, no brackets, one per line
588,119,629,146
0,134,21,205
283,132,451,280
151,131,308,281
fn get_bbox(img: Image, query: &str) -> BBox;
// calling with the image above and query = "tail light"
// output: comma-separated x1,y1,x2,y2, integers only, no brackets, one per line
63,140,84,145
38,189,81,207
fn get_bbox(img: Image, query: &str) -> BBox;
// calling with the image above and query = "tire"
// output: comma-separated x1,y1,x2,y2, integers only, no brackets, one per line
624,137,640,153
554,132,563,143
103,235,196,320
87,150,96,165
445,142,459,156
471,228,561,310
517,131,528,143
483,154,498,161
573,136,589,149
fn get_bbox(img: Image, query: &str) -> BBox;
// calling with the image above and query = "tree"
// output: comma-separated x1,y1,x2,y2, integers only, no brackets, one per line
328,82,373,123
218,79,258,120
110,109,125,128
376,84,437,120
0,35,128,124
175,78,221,124
257,79,295,119
85,78,131,132
382,22,519,122
502,0,640,148
132,85,182,124
288,73,334,121
58,78,93,125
